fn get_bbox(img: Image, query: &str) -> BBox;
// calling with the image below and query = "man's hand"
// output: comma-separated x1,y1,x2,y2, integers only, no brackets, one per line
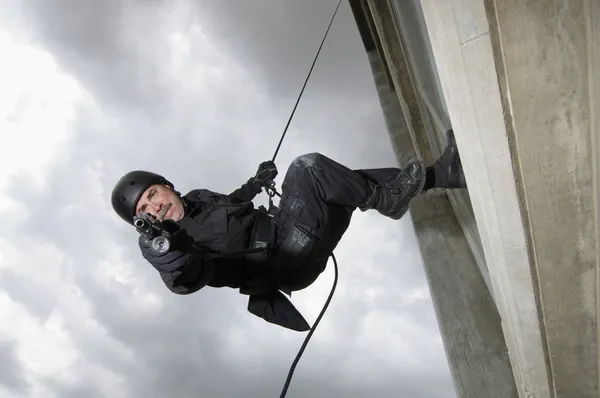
253,160,278,186
139,220,194,273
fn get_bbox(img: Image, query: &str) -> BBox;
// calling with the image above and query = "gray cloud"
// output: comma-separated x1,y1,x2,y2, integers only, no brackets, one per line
0,339,28,394
18,0,173,115
192,0,375,100
0,271,57,322
41,381,105,398
0,0,455,397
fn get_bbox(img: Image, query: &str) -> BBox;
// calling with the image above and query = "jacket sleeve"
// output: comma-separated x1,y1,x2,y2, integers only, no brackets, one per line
228,178,263,203
159,264,213,294
158,254,215,295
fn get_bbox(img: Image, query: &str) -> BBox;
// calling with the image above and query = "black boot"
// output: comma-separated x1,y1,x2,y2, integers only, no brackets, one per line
423,129,466,191
359,158,426,220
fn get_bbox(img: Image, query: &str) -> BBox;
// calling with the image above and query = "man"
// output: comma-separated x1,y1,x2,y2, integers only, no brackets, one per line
111,130,466,331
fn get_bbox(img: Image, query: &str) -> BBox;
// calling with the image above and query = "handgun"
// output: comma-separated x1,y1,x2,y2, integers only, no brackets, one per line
133,213,171,253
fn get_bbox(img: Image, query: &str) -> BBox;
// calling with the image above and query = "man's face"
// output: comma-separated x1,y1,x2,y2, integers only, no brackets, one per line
135,184,185,222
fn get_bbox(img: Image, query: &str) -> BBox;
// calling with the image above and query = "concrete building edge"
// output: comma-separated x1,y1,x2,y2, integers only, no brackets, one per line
481,1,556,394
416,0,552,396
483,1,600,394
380,0,496,296
585,0,600,390
364,0,432,164
347,2,468,395
349,1,519,397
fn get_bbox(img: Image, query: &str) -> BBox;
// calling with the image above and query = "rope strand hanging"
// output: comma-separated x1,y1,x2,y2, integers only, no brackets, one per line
271,0,343,163
267,1,343,397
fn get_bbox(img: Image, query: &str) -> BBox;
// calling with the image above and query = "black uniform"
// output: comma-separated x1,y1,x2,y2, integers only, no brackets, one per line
140,153,400,331
128,130,465,331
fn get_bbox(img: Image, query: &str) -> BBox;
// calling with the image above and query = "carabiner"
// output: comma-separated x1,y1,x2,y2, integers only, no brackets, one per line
265,180,277,197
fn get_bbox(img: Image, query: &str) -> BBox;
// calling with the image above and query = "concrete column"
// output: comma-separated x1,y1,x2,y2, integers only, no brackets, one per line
418,0,600,396
351,1,519,395
411,195,518,398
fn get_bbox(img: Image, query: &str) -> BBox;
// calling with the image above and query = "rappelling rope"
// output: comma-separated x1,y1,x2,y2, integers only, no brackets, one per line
271,0,342,163
278,254,338,398
267,1,343,397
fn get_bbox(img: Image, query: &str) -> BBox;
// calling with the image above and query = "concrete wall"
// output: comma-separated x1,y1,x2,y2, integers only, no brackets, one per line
418,0,600,396
350,1,518,396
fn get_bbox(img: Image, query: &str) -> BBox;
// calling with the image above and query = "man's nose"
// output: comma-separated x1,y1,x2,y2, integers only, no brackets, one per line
149,202,161,213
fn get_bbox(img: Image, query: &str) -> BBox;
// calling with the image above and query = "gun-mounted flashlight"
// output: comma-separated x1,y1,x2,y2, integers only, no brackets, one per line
133,213,171,253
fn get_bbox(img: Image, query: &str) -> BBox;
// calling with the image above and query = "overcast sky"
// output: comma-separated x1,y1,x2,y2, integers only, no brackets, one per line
0,1,455,397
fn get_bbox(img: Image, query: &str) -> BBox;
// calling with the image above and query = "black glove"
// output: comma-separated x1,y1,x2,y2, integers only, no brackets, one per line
253,160,278,186
138,220,194,274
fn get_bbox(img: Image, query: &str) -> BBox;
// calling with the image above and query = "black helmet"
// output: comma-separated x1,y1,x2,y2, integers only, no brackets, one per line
111,170,173,224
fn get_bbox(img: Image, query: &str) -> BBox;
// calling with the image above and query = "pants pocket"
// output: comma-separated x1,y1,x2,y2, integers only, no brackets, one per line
271,223,316,270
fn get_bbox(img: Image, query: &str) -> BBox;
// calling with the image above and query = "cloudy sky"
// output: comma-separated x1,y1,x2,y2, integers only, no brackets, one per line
0,1,455,397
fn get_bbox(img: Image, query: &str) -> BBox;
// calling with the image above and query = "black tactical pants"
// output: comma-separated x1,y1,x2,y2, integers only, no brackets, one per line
271,153,400,291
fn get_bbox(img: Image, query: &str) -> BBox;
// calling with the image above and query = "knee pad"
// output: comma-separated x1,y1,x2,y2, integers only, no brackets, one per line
293,153,322,169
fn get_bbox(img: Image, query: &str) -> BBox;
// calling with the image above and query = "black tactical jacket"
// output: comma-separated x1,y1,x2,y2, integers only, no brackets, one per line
147,179,268,293
138,179,311,332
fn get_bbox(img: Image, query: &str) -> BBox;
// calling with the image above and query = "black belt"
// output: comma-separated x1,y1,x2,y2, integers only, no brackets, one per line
200,209,275,261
